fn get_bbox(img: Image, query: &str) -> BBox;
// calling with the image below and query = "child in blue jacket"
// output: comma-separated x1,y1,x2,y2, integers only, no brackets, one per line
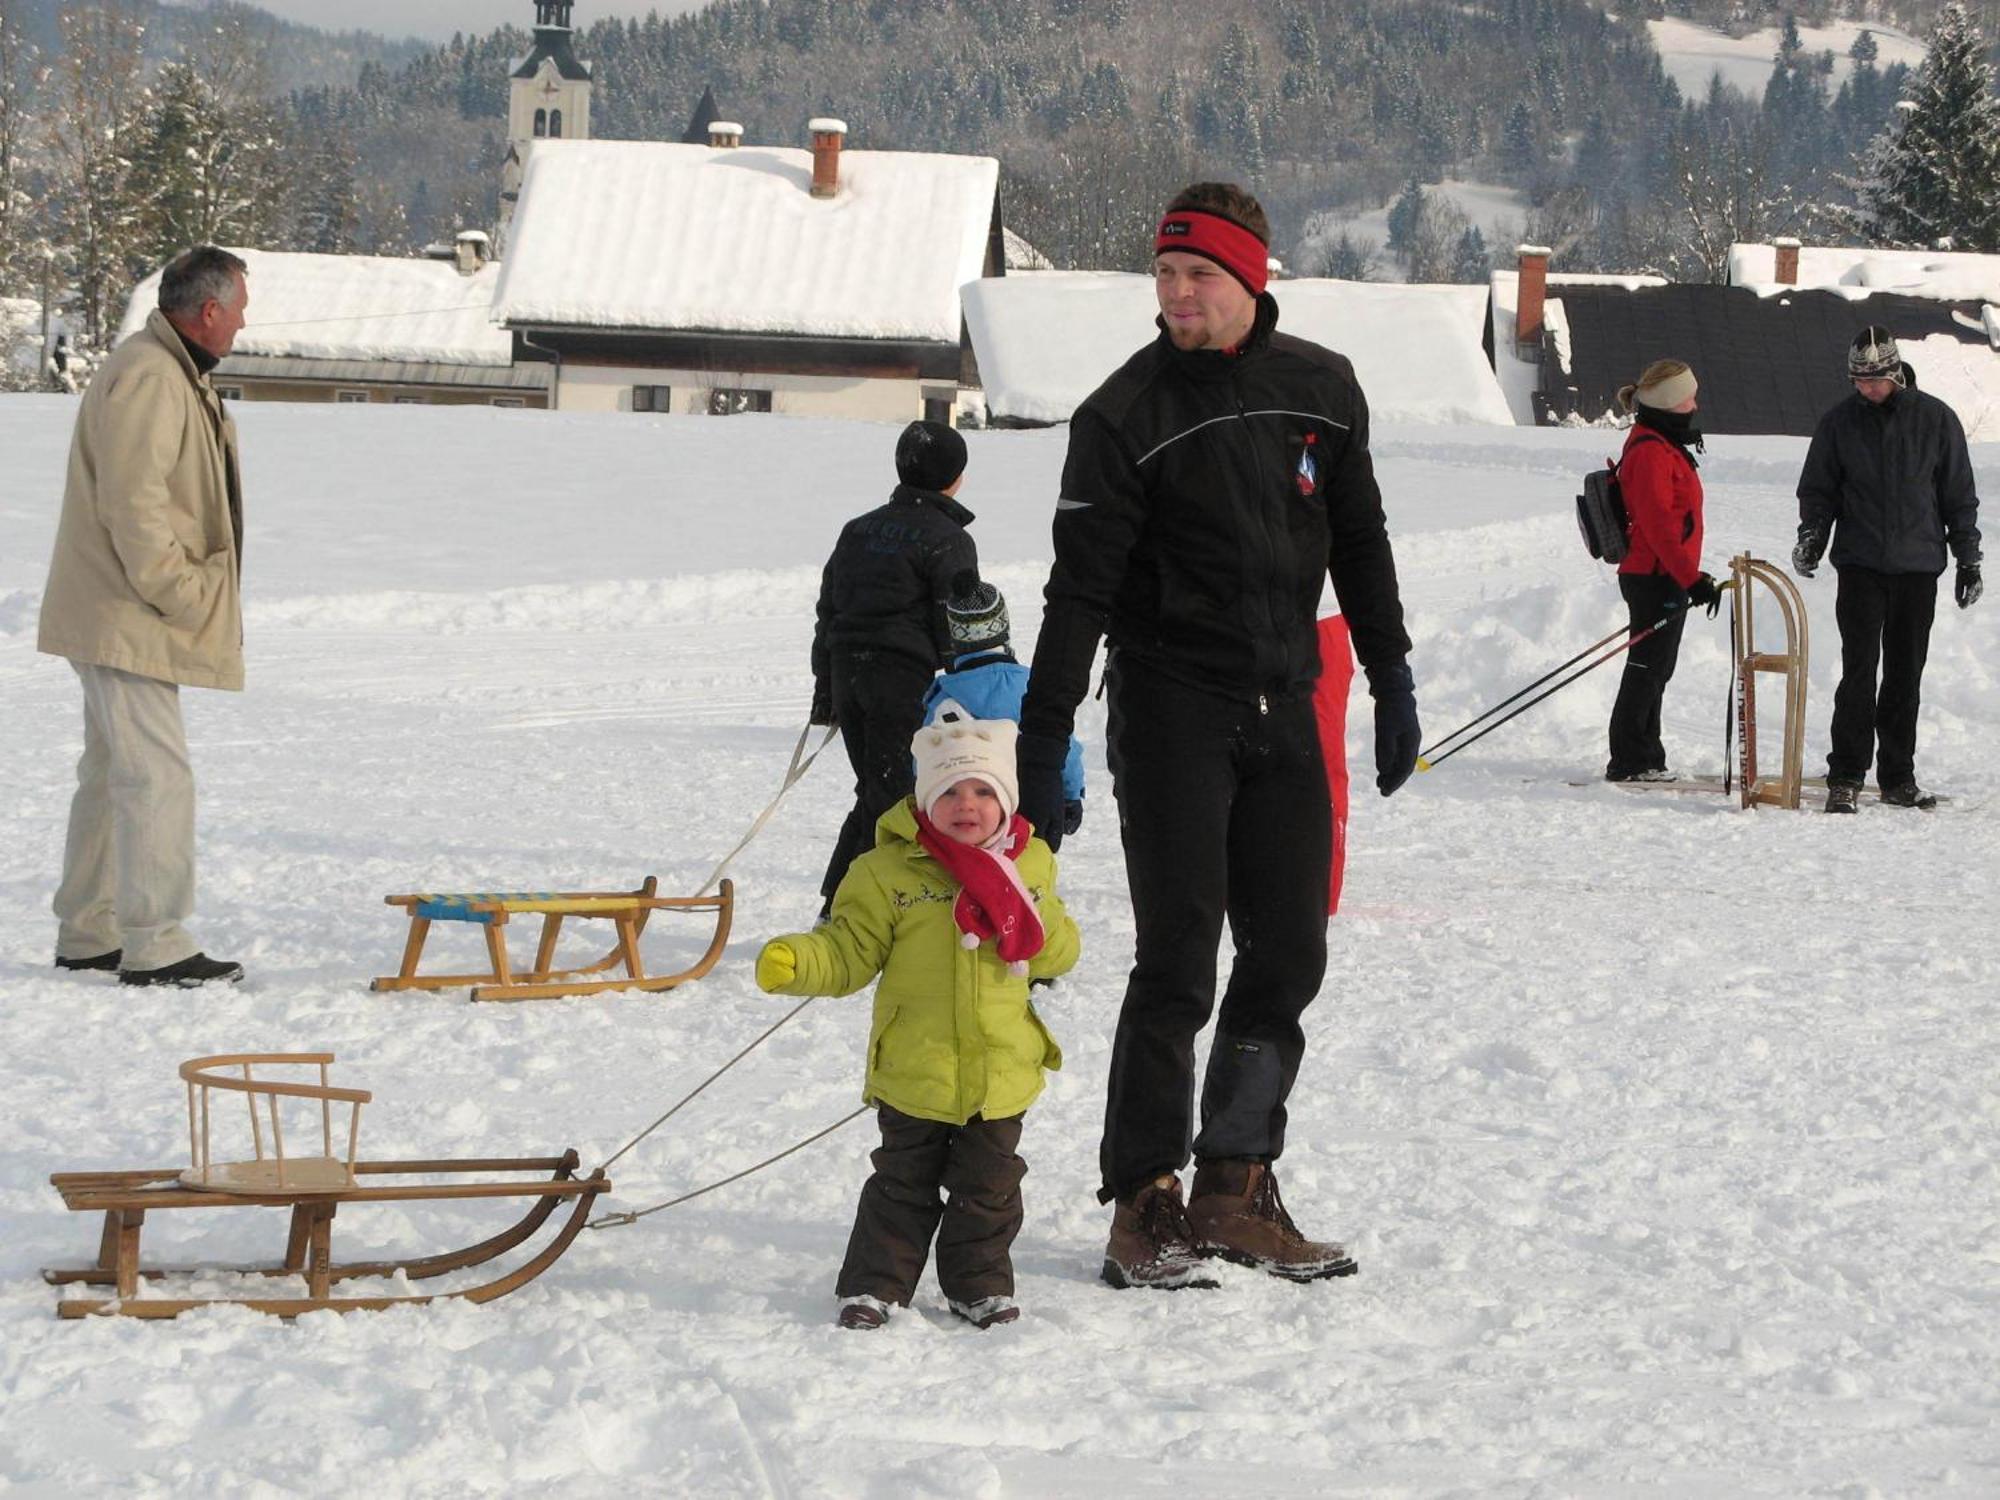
925,575,1086,837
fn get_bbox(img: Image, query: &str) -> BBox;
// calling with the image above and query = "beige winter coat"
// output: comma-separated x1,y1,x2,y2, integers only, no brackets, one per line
38,309,245,690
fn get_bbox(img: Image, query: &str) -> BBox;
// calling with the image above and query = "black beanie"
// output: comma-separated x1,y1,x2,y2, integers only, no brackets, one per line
895,419,967,492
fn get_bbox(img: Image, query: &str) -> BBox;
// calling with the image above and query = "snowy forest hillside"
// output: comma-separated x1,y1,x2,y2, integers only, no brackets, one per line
6,0,2000,362
1,401,1997,1495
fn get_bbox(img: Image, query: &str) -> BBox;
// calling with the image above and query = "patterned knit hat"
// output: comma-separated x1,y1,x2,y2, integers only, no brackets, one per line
946,571,1010,655
912,700,1019,822
1848,325,1904,383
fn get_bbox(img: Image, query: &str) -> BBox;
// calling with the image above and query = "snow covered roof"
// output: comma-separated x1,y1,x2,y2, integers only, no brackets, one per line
118,249,513,367
962,273,1514,427
494,139,999,344
1728,242,2000,305
1485,268,1670,424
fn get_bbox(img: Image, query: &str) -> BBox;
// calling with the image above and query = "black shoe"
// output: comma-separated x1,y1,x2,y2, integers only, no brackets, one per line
1879,782,1938,810
55,949,121,972
1825,780,1861,815
1605,767,1676,784
119,952,244,988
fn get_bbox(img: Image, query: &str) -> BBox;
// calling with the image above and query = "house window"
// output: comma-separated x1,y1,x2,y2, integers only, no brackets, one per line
923,396,955,426
549,109,563,138
534,108,547,137
393,395,426,405
491,396,527,408
214,385,243,401
631,384,672,413
335,389,370,403
707,387,772,416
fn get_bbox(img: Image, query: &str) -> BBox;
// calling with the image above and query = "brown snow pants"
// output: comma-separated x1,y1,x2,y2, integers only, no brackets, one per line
835,1105,1026,1306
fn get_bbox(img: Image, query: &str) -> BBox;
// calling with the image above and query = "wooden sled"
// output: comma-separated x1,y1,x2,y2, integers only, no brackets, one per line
372,875,733,1002
43,1054,608,1319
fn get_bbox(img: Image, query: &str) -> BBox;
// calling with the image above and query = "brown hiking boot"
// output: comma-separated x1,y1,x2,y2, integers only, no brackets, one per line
1187,1160,1358,1282
1102,1174,1220,1290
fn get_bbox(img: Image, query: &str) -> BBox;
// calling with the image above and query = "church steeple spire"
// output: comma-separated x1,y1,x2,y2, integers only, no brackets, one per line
500,0,593,230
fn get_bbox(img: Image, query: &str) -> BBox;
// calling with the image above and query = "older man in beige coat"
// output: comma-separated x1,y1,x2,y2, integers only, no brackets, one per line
39,246,250,987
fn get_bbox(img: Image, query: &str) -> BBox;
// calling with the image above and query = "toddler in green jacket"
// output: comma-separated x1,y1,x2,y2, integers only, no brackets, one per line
756,703,1080,1331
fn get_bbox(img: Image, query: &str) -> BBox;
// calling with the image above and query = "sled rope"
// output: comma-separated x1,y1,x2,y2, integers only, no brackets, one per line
694,721,838,897
596,996,822,1176
588,1108,869,1230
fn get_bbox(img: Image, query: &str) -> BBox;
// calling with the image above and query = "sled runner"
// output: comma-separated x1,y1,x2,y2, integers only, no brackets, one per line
42,1054,608,1319
372,875,733,1001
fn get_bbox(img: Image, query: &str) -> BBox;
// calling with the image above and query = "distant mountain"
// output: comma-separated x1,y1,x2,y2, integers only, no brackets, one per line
8,0,426,92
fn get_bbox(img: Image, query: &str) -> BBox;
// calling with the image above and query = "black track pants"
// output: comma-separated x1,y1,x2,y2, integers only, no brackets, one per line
1098,654,1331,1204
819,650,934,905
1606,573,1690,778
1828,566,1938,788
835,1106,1027,1305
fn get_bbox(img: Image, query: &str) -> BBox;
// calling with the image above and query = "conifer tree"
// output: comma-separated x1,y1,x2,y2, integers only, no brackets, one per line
1857,1,2000,252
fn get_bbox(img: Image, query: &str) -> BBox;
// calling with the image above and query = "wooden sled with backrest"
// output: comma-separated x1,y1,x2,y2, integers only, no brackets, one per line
371,875,733,1002
43,1053,609,1319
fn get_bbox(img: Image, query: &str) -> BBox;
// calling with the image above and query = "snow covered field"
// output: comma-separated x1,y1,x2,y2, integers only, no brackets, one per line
1647,16,1928,100
2,396,1996,1497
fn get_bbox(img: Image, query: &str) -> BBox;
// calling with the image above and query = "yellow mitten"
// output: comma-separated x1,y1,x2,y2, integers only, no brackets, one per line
756,940,797,993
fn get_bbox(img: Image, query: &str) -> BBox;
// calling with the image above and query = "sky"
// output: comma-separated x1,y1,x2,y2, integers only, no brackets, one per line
220,0,709,43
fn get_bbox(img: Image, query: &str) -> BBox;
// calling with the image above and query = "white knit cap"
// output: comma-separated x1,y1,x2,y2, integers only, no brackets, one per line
911,700,1019,822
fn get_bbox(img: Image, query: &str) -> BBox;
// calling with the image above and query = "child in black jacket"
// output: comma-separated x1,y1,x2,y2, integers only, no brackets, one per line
811,419,979,914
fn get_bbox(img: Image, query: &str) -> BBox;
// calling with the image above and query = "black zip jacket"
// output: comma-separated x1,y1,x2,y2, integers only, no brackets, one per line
1798,379,1982,575
811,484,978,698
1021,295,1410,742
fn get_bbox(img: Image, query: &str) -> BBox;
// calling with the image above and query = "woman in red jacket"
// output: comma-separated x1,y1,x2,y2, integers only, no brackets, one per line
1606,359,1722,782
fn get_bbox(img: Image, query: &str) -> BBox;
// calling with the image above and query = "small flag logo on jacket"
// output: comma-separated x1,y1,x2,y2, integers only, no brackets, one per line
1295,433,1318,497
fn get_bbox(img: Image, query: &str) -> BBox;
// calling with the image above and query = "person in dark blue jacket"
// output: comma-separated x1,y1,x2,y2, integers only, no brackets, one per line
1793,327,1982,813
923,575,1085,836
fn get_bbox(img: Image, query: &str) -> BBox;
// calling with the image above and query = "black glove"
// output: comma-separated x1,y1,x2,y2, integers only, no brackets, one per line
1956,562,1982,610
808,682,835,728
1017,733,1069,850
1062,799,1084,836
1685,572,1723,618
1792,527,1825,579
1366,660,1421,798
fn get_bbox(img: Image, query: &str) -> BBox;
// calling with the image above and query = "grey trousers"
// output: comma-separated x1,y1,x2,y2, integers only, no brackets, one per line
54,662,201,972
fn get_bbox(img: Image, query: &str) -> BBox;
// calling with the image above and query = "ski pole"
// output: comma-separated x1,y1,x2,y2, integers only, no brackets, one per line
1415,621,1633,765
1417,608,1686,772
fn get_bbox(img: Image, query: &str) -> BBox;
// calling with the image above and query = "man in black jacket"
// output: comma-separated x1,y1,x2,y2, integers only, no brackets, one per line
1793,327,1982,813
810,420,979,911
1017,182,1420,1290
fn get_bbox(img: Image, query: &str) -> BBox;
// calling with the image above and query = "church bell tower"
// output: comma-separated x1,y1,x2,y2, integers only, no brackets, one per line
501,0,593,231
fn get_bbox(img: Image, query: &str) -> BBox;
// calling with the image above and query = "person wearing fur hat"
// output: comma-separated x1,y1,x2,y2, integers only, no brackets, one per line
1793,325,1983,813
922,573,1086,835
756,703,1080,1332
809,419,980,918
1604,358,1723,783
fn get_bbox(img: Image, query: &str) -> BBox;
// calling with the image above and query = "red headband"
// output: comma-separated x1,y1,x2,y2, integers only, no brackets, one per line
1155,210,1269,296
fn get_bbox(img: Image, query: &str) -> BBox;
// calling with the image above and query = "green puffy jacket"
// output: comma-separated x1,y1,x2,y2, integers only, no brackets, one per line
766,798,1079,1125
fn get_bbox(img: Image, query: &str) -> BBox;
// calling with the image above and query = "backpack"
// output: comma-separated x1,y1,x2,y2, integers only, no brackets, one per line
1575,461,1629,564
1575,429,1669,564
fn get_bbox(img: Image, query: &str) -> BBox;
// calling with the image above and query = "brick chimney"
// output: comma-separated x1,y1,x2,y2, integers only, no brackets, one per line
1773,236,1800,286
808,117,846,199
1515,244,1551,350
708,120,743,149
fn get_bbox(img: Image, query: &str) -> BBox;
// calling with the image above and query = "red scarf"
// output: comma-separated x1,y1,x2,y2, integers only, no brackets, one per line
913,808,1045,975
